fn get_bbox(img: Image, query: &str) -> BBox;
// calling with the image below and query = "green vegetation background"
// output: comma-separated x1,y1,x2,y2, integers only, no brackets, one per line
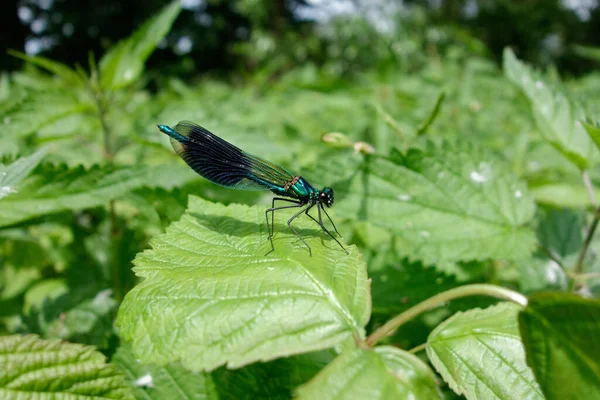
1,1,600,399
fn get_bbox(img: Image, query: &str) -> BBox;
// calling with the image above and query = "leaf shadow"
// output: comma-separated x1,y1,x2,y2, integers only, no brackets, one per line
188,211,331,242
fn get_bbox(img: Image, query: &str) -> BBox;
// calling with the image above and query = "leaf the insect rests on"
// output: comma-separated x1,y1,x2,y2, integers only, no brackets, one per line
0,335,134,399
117,196,370,372
427,303,543,400
296,346,442,400
503,48,599,170
99,1,181,90
519,292,600,400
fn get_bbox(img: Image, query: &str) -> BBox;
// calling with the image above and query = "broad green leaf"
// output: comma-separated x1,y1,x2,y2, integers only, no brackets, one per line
112,345,218,400
296,346,442,400
328,142,536,266
8,50,85,85
212,351,333,400
0,149,46,199
117,196,370,372
99,1,181,90
503,48,598,169
0,91,93,139
427,303,544,400
0,334,134,399
519,293,600,400
0,164,160,227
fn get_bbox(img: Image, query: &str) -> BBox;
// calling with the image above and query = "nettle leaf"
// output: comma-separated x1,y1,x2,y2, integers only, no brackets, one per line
99,1,181,90
330,142,536,266
519,293,600,399
1,91,94,139
0,163,158,227
0,335,134,399
117,196,370,372
503,48,598,169
427,303,544,400
296,346,442,399
112,345,218,400
0,148,46,199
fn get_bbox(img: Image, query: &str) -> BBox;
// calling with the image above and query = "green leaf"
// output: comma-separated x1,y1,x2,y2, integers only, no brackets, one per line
503,48,598,169
296,346,442,399
427,303,544,400
0,149,46,199
117,196,370,372
0,334,134,399
519,292,600,400
0,164,158,227
0,91,94,139
99,1,181,90
537,207,583,265
331,141,536,266
582,120,600,152
8,50,85,85
112,345,218,400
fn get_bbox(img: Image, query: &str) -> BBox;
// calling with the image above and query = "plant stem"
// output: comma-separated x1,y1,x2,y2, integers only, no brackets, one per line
583,170,597,207
408,343,427,354
365,284,527,347
573,207,600,277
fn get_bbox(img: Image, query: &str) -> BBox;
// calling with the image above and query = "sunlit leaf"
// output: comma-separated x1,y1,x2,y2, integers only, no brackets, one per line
117,196,370,372
0,335,134,399
503,48,599,169
112,345,218,400
427,303,544,400
519,292,600,400
325,142,536,266
99,1,181,90
296,347,442,399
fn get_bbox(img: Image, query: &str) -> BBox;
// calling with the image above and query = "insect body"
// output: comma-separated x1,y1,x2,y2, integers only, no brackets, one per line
158,121,347,256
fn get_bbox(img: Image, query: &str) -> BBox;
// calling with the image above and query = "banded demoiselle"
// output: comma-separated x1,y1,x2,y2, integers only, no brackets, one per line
158,121,347,256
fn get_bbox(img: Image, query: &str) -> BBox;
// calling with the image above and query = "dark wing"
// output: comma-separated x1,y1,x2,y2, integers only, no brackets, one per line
165,121,295,191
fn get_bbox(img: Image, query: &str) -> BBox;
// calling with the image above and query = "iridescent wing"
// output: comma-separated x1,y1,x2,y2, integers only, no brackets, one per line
161,121,295,191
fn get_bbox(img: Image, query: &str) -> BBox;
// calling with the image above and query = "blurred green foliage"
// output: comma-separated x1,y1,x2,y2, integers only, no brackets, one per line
1,1,600,398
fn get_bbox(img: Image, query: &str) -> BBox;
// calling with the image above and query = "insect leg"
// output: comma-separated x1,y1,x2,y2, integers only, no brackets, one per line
265,200,304,255
320,205,342,237
287,204,315,256
267,197,302,238
316,204,349,254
